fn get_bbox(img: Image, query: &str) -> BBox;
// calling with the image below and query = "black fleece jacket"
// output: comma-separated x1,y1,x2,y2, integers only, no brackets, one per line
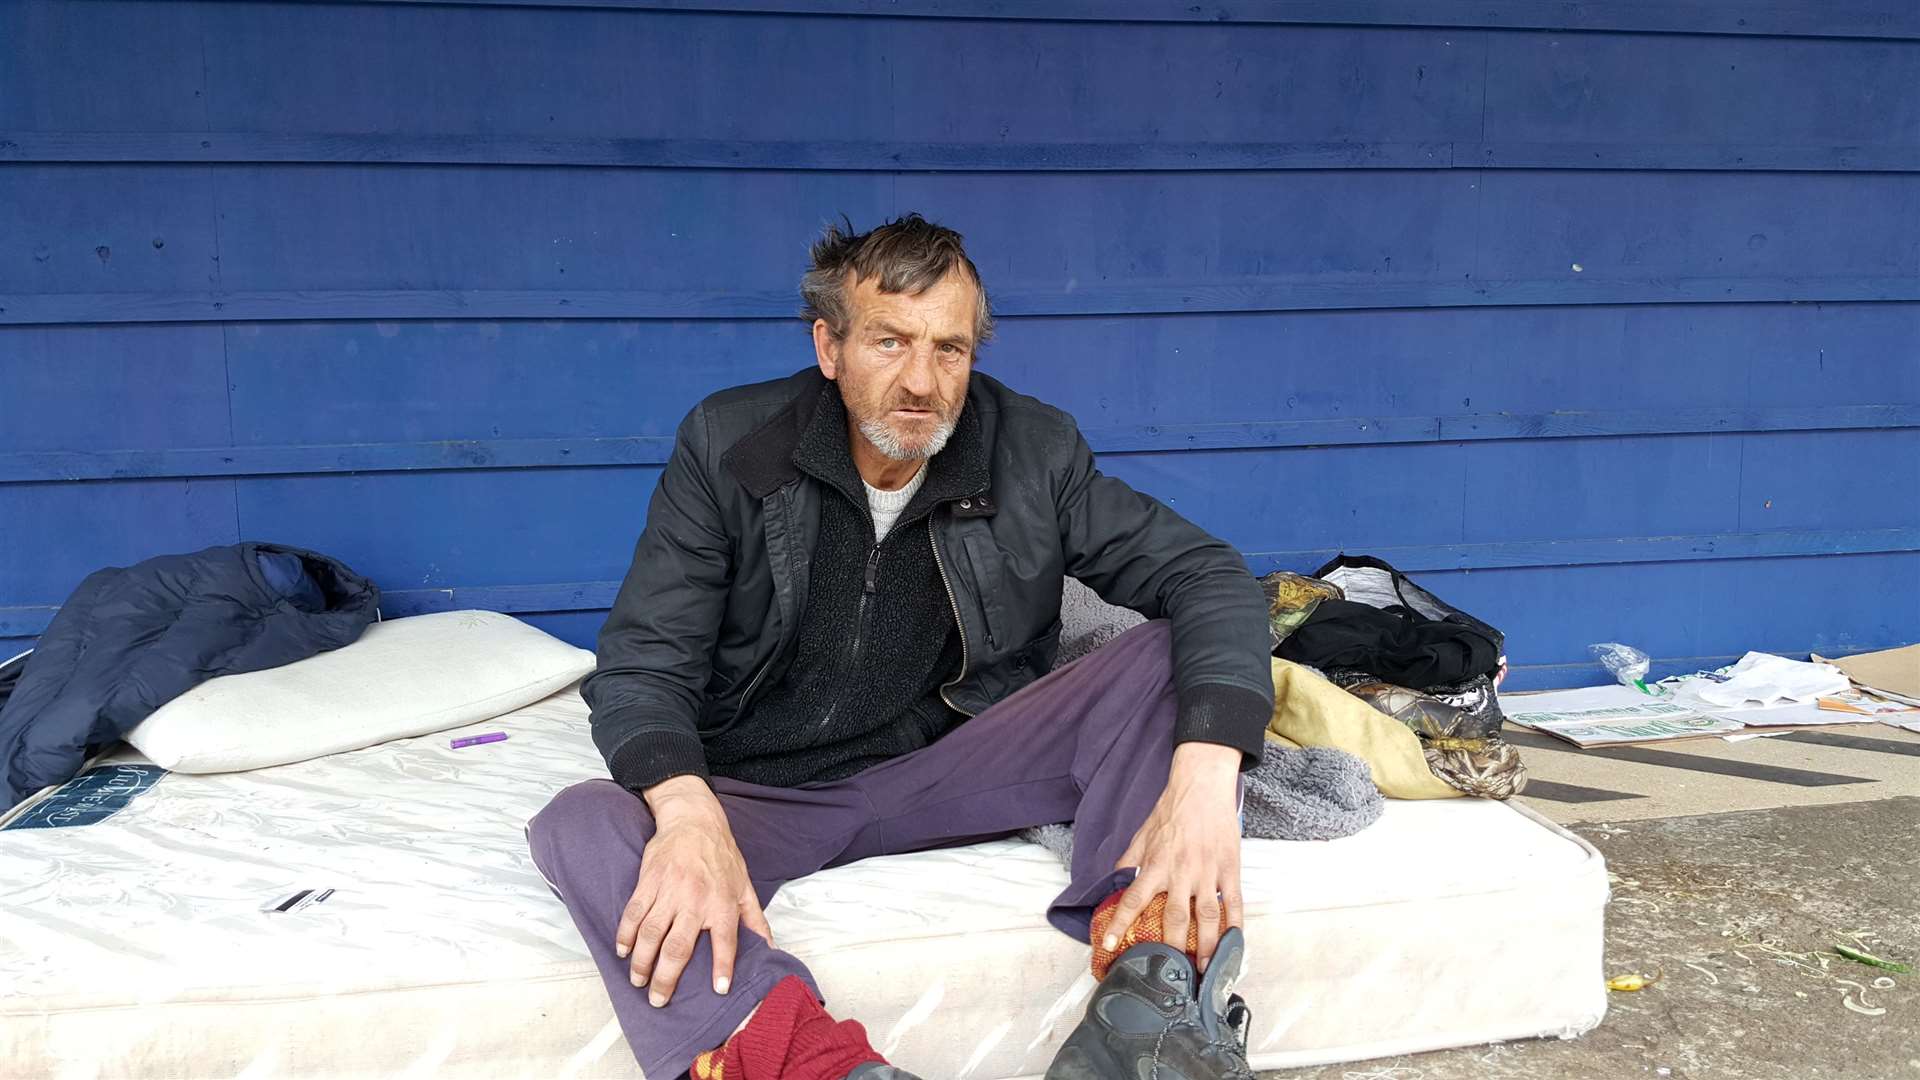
703,385,967,786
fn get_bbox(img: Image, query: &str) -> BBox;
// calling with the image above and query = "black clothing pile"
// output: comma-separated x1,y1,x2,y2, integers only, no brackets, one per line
1265,555,1526,799
1275,598,1500,689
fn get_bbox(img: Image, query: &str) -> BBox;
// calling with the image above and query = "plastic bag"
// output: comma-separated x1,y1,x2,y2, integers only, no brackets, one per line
1589,642,1654,693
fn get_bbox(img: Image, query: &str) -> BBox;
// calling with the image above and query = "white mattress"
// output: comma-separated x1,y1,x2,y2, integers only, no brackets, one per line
0,690,1607,1079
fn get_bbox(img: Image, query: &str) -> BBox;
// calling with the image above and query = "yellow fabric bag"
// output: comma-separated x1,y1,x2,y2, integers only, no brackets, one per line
1266,657,1460,800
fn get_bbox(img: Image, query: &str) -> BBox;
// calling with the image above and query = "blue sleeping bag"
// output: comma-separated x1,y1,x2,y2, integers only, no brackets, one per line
0,543,379,810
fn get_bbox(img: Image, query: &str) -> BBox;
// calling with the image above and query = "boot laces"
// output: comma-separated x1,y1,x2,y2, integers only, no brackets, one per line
1202,994,1254,1076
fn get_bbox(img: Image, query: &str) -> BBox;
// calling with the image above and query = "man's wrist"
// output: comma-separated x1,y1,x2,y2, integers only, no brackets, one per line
1169,740,1242,783
643,774,722,827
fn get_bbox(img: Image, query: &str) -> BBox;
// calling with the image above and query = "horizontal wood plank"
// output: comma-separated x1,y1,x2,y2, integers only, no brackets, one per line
4,405,1917,483
10,276,1920,326
346,1,1920,41
11,133,1920,172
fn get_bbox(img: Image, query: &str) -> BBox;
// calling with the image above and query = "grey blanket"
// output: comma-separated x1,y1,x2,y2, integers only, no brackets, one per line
1019,742,1382,865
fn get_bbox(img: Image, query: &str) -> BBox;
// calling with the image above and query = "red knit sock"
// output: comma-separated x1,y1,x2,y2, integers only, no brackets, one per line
1088,888,1229,981
689,975,884,1080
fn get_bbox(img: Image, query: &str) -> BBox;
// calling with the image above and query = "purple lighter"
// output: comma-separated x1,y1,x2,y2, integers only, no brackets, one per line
450,732,509,749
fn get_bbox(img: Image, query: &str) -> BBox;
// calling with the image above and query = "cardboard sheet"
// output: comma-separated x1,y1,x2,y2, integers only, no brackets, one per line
1502,685,1746,747
1814,643,1920,702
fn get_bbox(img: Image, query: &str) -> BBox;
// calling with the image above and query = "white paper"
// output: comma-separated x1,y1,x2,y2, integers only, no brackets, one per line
1688,652,1850,709
1710,700,1866,728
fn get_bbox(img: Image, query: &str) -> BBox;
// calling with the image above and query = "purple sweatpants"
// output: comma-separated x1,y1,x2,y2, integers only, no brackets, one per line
526,619,1187,1078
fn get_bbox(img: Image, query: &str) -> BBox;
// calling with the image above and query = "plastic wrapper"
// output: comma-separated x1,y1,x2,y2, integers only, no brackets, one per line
1589,642,1652,692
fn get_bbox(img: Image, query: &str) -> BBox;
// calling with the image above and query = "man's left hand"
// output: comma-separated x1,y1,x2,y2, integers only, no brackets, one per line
1107,741,1244,972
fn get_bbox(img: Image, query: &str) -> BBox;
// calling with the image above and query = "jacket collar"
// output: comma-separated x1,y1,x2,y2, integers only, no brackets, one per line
724,369,990,510
720,369,824,499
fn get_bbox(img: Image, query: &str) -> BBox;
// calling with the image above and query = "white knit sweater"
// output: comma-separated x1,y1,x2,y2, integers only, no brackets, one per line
863,464,928,540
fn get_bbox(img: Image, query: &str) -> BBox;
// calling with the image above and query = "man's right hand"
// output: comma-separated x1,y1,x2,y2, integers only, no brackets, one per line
618,775,773,1007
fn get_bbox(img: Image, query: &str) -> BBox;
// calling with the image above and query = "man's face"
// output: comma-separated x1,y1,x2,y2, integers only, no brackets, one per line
815,270,979,463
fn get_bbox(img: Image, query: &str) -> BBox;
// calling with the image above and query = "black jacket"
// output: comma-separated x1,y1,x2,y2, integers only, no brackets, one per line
585,367,1275,793
0,543,380,809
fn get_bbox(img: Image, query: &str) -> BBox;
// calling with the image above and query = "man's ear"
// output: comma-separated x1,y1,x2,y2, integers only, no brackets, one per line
812,319,839,380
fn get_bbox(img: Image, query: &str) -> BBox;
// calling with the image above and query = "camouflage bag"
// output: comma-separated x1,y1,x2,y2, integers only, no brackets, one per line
1332,674,1527,800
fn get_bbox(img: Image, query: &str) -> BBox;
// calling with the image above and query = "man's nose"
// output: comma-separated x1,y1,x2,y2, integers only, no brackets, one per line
900,346,937,398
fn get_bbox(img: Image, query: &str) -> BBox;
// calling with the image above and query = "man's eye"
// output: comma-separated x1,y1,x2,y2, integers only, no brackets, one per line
879,338,902,349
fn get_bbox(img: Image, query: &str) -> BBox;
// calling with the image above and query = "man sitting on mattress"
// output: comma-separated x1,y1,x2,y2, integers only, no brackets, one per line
528,214,1274,1080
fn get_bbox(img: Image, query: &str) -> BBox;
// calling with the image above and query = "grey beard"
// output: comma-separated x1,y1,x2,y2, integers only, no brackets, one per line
858,412,956,462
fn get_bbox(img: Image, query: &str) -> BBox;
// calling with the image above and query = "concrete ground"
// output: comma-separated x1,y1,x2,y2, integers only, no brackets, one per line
1257,719,1920,1080
1508,721,1920,828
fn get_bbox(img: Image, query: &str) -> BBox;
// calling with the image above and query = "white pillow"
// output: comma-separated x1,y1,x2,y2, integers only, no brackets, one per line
127,610,596,773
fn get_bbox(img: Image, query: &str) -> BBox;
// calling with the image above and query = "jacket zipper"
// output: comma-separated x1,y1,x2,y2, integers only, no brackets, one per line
929,520,976,717
735,652,776,717
817,542,882,734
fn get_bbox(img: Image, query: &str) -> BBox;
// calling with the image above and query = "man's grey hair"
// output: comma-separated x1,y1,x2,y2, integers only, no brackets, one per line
800,213,995,347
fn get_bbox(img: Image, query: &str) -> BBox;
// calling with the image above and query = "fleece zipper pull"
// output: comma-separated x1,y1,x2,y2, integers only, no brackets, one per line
863,545,880,594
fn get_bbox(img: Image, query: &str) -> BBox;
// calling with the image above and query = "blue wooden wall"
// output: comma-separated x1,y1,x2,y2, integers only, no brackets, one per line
3,0,1917,688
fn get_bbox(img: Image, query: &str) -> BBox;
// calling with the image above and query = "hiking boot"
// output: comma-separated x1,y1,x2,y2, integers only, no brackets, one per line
1045,927,1254,1079
845,1065,924,1080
